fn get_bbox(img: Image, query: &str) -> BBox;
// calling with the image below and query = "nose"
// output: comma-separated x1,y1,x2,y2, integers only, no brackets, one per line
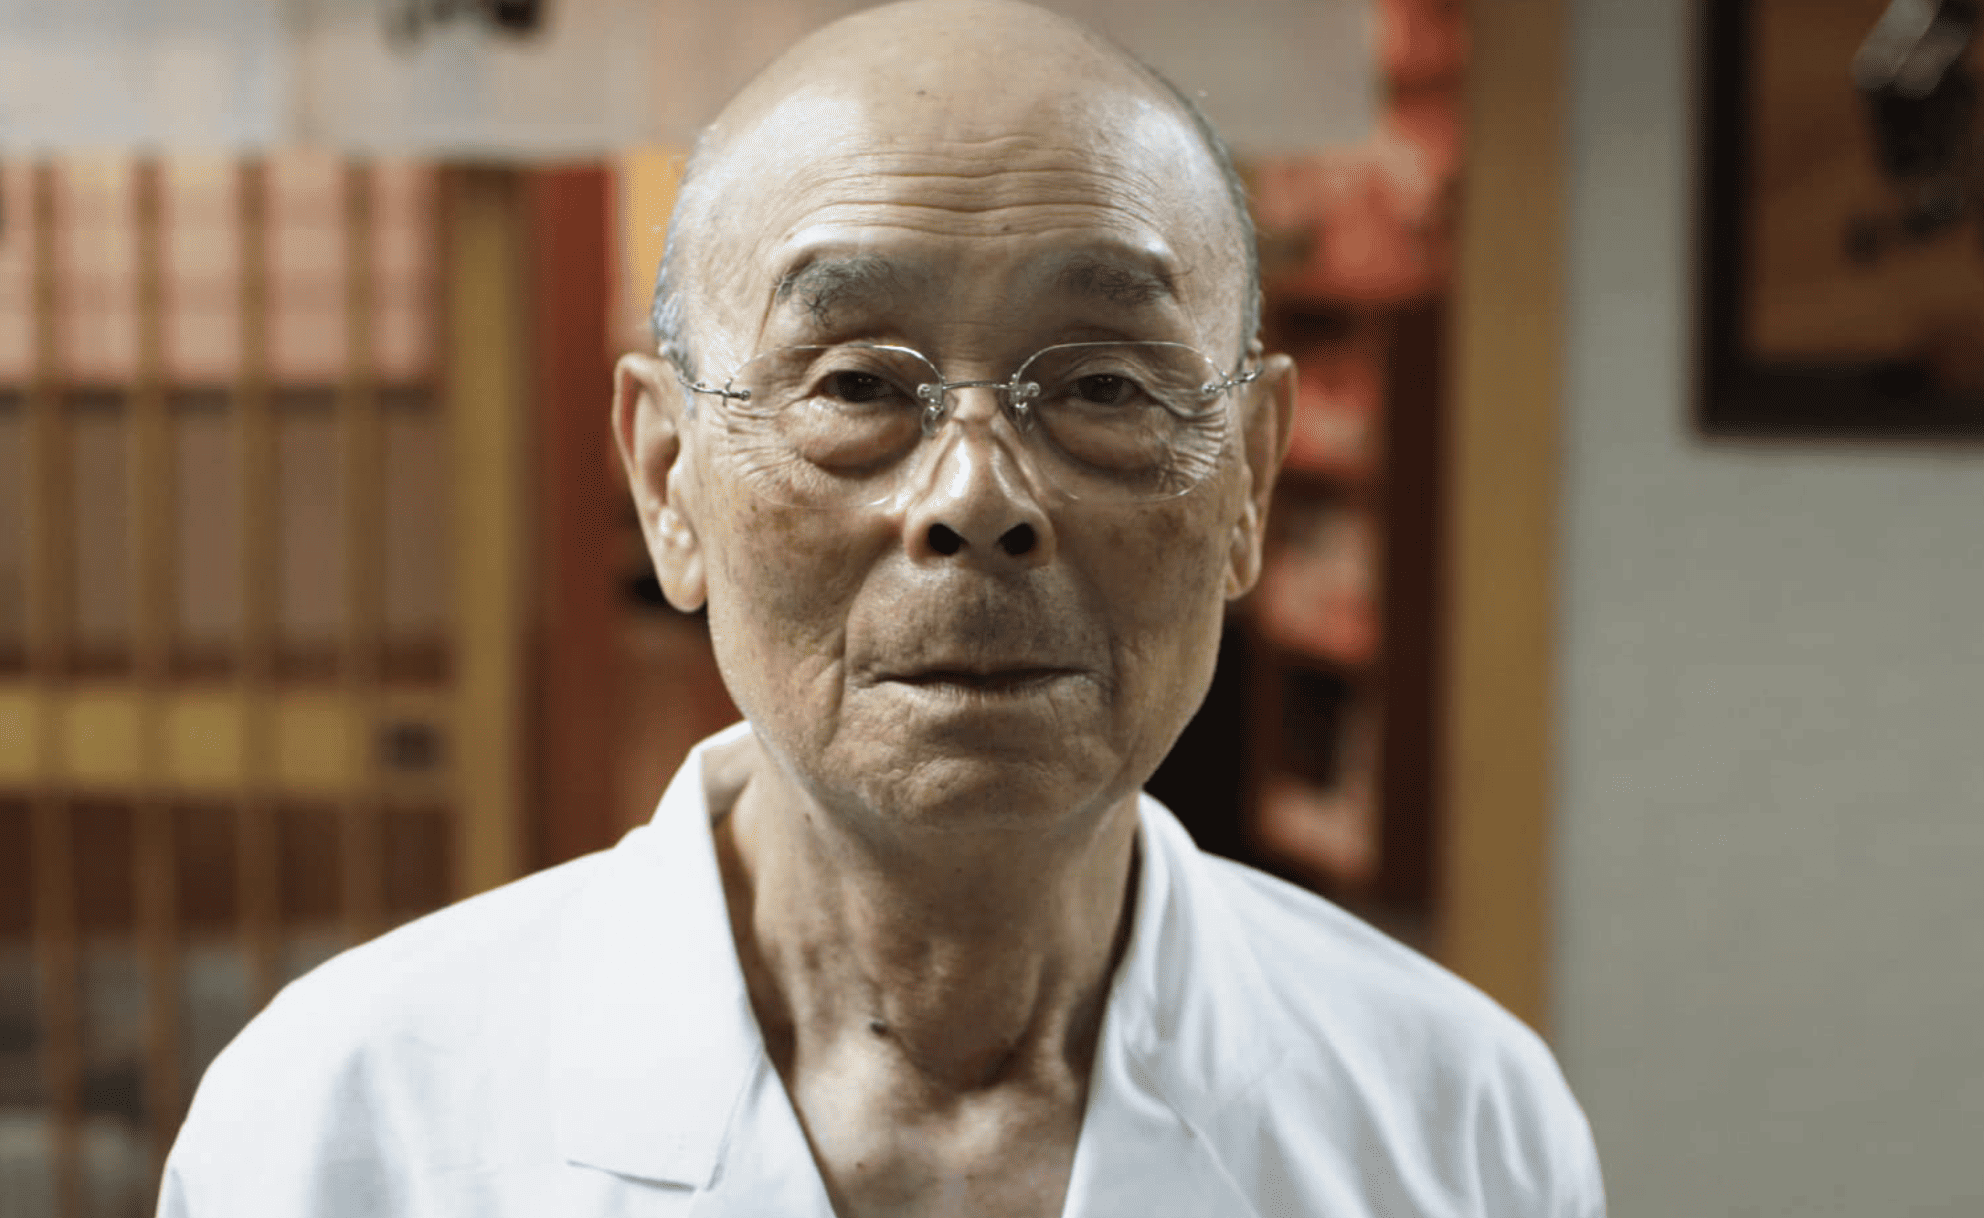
901,390,1056,569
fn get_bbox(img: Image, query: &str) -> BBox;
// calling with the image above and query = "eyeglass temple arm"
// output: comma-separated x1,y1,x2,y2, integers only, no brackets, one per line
1215,364,1264,393
675,370,752,402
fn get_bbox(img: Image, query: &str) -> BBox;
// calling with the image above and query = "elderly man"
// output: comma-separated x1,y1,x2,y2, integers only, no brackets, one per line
162,2,1603,1215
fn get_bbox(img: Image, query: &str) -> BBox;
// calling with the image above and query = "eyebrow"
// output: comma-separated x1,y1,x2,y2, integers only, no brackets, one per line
773,256,913,325
1052,254,1178,310
768,249,1183,328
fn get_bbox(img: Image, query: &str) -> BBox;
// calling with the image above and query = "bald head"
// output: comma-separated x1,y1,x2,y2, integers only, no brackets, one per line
650,0,1259,379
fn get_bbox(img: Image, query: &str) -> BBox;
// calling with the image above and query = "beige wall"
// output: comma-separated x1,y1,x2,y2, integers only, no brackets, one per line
0,0,1372,156
1552,2,1984,1213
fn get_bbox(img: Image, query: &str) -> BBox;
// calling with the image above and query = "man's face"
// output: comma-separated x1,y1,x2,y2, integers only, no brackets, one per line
620,33,1290,837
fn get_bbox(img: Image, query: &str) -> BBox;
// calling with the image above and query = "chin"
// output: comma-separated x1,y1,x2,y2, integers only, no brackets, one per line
830,736,1136,837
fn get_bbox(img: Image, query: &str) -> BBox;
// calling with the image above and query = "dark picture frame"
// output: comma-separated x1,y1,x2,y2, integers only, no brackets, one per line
1699,0,1984,438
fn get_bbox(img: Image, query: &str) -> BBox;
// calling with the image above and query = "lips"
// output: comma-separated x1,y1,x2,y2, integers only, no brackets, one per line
890,666,1079,693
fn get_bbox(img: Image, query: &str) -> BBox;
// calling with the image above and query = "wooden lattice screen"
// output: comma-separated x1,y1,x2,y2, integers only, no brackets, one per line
0,155,529,1218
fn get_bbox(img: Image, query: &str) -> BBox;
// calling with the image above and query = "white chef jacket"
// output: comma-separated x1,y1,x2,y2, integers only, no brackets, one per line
161,722,1605,1217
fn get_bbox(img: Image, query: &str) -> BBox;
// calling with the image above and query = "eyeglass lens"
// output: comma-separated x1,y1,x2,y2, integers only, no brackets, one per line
710,342,1236,509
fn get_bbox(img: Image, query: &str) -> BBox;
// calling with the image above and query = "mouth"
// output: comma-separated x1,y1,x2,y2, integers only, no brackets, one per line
887,667,1082,694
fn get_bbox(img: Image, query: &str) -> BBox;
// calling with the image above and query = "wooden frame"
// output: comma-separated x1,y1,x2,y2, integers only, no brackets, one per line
1699,0,1984,437
2,153,480,1215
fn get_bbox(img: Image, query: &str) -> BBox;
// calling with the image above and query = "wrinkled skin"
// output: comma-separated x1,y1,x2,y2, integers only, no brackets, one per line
612,3,1293,1214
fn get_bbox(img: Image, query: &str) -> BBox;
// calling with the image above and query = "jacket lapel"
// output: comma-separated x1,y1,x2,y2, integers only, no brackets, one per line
1060,1030,1264,1218
684,1058,839,1218
550,726,764,1191
1058,799,1277,1218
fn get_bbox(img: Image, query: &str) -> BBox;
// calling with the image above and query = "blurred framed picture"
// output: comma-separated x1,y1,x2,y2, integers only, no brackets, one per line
1700,0,1984,436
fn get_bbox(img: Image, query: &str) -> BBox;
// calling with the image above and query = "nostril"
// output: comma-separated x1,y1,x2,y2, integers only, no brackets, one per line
998,523,1036,557
928,523,965,556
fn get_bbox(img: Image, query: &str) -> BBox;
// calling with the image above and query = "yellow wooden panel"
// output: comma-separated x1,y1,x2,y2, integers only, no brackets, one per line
618,147,686,344
0,683,41,782
449,169,528,895
163,688,244,792
1440,0,1568,1035
273,691,353,796
58,686,143,787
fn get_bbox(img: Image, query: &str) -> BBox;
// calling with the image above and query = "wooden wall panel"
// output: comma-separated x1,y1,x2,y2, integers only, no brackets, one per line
445,168,529,896
526,167,620,869
1441,0,1568,1034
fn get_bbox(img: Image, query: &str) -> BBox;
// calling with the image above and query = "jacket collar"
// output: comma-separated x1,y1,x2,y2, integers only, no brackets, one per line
1110,796,1278,1117
548,723,1272,1206
550,722,764,1188
1071,796,1273,1218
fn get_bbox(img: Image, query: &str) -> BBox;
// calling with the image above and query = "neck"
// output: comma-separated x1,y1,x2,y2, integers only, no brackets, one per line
714,755,1141,1095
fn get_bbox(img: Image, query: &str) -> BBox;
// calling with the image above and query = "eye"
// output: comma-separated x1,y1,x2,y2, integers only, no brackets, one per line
823,369,895,403
1073,373,1137,406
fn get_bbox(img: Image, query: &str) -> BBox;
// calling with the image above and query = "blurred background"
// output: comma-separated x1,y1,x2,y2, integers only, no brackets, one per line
0,0,1979,1215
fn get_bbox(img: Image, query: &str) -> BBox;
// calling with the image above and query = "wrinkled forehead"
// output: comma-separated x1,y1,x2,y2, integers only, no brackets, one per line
687,64,1246,357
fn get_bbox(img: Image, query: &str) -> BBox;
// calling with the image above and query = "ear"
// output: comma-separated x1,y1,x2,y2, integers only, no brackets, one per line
612,353,707,613
1225,351,1296,600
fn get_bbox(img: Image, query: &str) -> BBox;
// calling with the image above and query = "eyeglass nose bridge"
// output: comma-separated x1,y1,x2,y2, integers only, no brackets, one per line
914,377,1044,437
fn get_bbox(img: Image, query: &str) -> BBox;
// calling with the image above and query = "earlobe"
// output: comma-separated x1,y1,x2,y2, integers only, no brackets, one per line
1225,352,1296,600
612,353,708,613
1225,499,1264,599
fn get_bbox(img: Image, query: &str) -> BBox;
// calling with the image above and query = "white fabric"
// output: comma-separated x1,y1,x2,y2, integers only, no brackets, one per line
161,721,1606,1217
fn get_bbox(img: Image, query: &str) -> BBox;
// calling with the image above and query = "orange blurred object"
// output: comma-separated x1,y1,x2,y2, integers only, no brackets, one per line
1254,775,1379,887
1256,503,1380,669
1283,325,1386,482
1252,105,1458,307
1377,0,1468,89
